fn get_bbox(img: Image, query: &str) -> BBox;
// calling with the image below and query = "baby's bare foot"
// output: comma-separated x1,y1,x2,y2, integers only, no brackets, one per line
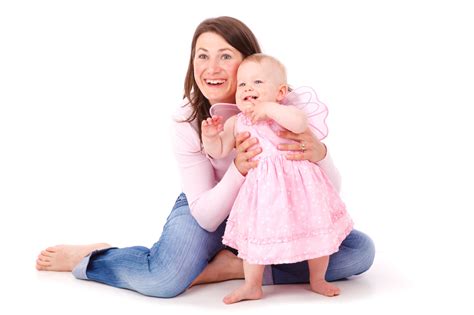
310,279,340,297
223,284,263,304
36,243,111,272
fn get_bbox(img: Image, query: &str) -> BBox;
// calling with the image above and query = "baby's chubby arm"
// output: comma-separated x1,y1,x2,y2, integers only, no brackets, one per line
247,101,308,134
201,115,237,159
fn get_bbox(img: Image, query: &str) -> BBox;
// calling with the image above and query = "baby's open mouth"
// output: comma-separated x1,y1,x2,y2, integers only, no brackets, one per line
244,96,258,101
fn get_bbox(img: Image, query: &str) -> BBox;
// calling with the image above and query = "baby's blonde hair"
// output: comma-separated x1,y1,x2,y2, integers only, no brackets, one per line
241,53,287,84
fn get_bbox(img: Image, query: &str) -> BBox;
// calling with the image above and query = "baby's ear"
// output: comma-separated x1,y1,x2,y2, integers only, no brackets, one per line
276,84,289,102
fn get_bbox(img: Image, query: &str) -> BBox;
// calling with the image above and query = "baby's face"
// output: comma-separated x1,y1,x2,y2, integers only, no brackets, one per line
235,61,282,111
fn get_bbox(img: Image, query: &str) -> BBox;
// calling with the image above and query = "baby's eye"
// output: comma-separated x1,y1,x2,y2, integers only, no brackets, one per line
254,80,263,84
238,82,246,87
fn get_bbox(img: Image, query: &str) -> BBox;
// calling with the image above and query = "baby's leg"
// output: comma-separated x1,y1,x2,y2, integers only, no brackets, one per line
308,256,340,297
223,261,264,304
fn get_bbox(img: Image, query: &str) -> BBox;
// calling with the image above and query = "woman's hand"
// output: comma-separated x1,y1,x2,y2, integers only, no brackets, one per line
277,128,327,163
234,132,261,176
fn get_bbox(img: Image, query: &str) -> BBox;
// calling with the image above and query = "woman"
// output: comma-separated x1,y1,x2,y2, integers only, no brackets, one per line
36,16,375,298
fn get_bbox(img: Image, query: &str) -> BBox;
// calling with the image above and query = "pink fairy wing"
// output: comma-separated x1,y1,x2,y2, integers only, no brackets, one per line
209,103,240,122
281,86,329,140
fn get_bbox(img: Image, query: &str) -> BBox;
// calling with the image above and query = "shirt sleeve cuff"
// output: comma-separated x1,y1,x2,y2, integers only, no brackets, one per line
227,159,246,184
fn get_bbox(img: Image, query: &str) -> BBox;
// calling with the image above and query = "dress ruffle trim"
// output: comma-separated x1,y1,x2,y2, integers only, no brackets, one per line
223,218,353,265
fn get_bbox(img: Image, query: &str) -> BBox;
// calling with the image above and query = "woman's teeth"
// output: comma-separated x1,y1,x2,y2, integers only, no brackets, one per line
205,79,225,85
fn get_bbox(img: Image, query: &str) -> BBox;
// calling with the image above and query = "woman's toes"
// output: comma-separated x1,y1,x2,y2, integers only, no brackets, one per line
37,251,52,263
46,247,57,253
36,258,51,269
41,250,53,258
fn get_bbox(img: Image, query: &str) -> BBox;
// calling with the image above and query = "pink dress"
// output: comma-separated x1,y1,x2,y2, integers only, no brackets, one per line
212,87,353,265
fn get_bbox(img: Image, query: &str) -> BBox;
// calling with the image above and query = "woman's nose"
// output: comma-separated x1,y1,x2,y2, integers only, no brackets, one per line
206,58,221,74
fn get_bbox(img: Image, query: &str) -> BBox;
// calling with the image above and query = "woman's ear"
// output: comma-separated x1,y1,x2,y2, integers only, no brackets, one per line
276,84,289,102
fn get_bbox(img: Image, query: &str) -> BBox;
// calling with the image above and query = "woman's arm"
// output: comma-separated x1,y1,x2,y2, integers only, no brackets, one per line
173,119,244,232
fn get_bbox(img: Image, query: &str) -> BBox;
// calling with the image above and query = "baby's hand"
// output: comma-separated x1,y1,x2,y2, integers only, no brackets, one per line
201,115,223,139
245,101,275,124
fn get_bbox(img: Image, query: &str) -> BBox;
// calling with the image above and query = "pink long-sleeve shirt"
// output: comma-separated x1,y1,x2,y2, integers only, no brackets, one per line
172,101,341,232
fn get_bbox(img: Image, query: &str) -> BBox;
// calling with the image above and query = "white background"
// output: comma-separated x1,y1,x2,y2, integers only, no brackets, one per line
1,0,473,314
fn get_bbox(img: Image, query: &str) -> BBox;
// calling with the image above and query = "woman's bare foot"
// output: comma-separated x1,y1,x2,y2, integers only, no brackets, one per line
310,279,341,297
223,284,263,304
36,243,111,272
190,249,244,287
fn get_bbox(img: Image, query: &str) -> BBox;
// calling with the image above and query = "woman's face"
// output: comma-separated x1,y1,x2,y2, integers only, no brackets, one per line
193,32,244,105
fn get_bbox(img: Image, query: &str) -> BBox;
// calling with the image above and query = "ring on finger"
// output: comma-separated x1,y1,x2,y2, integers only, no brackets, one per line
300,141,306,151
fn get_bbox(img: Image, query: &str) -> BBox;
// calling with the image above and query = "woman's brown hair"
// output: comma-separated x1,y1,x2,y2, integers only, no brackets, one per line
182,16,262,141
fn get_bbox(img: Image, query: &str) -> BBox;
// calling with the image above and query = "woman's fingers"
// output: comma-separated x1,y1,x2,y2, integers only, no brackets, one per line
235,150,260,174
285,152,307,161
234,132,261,176
235,146,261,164
235,132,250,148
236,135,258,153
277,142,309,152
277,128,326,163
245,146,262,160
277,129,303,141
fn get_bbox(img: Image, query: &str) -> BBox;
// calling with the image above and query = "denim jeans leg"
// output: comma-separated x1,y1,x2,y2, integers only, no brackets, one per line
269,229,375,284
72,193,226,297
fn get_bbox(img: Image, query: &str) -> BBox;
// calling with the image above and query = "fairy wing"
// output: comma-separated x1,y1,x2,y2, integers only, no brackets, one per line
209,103,240,122
281,86,329,140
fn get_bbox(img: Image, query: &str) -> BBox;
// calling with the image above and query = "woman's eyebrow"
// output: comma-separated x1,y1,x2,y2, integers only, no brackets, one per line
195,48,234,53
218,48,234,53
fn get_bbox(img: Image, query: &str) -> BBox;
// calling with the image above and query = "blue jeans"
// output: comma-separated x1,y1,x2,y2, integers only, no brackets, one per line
73,193,375,297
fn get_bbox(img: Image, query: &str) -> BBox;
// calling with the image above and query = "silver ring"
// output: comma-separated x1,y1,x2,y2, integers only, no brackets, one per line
300,141,306,151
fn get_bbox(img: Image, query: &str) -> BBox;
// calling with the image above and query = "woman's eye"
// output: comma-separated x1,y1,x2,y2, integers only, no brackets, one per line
197,54,208,60
222,54,232,60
